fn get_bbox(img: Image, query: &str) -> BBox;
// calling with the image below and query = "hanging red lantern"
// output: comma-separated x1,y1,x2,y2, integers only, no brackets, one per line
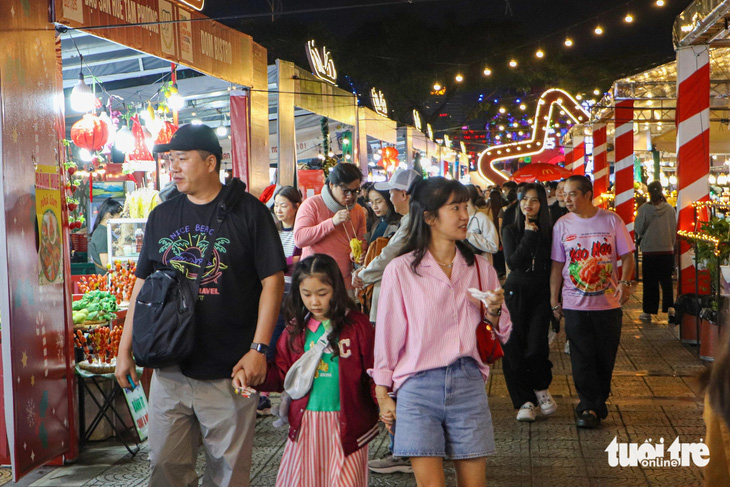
126,116,154,162
71,114,109,151
154,120,179,145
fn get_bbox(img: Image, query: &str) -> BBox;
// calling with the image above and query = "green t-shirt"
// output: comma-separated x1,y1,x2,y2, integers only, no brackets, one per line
305,320,340,412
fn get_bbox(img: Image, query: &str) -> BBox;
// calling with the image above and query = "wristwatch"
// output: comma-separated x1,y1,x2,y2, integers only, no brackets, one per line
250,342,269,355
618,280,632,287
487,308,502,317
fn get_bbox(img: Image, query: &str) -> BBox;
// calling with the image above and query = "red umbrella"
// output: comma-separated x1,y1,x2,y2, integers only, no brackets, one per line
511,163,572,183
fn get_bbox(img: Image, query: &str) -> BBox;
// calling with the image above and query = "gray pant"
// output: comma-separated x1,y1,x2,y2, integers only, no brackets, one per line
148,366,258,487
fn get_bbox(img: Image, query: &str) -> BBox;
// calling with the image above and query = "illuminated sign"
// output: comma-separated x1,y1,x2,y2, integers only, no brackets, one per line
427,123,434,141
443,134,452,148
370,88,388,117
306,40,337,85
460,141,467,154
413,110,422,131
477,88,590,185
176,0,204,10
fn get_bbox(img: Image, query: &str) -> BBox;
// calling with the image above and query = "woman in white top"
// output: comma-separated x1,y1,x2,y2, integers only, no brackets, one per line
465,185,499,262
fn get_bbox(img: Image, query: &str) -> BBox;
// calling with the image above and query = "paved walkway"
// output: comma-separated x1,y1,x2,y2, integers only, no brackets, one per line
4,284,709,486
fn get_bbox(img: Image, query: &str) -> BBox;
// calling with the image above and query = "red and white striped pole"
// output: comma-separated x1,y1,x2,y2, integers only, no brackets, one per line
564,142,573,172
592,123,608,207
572,134,585,175
614,100,635,248
676,46,710,295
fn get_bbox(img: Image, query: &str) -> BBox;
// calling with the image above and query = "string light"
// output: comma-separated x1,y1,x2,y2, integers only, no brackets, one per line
593,88,601,95
576,94,583,100
564,37,573,47
509,59,518,68
594,25,604,35
656,0,665,6
433,83,442,91
455,74,464,82
535,49,545,59
483,67,492,76
624,13,634,23
499,107,506,114
519,104,526,110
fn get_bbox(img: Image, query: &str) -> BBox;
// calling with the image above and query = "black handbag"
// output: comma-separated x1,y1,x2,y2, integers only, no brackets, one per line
132,185,232,368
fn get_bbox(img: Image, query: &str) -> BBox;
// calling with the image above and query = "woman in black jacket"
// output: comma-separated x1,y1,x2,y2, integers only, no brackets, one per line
501,183,557,422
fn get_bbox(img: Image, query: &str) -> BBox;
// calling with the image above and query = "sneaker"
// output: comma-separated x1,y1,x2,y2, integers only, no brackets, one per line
534,390,557,416
564,340,570,355
256,395,272,416
516,402,536,422
639,313,652,321
368,454,413,474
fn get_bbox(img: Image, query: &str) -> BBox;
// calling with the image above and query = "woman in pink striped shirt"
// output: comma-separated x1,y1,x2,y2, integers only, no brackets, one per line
370,177,512,487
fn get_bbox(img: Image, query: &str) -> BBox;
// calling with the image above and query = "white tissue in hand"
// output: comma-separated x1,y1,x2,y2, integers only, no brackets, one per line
468,287,501,308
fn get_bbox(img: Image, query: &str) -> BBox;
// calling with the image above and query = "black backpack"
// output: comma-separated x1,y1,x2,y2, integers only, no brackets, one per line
132,181,243,368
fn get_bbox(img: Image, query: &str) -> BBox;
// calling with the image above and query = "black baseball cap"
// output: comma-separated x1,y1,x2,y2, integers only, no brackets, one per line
152,123,222,157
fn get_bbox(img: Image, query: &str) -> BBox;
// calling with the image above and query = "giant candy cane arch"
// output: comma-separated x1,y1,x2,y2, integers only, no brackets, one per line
477,88,591,185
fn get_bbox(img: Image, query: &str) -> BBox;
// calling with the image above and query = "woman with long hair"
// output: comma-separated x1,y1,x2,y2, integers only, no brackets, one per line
88,198,124,274
371,177,511,487
634,181,676,321
501,183,557,422
365,187,400,243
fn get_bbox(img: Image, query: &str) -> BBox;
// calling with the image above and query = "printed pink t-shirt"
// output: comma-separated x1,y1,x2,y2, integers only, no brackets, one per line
551,209,635,311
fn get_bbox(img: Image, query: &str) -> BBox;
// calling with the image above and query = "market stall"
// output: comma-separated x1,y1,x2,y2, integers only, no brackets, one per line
0,0,269,480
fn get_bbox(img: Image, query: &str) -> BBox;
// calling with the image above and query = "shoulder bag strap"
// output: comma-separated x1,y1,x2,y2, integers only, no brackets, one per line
192,184,233,293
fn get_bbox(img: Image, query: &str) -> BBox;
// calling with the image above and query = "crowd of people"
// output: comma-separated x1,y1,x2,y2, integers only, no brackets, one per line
113,123,652,487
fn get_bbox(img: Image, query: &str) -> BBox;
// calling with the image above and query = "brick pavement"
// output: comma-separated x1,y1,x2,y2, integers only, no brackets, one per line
9,284,709,486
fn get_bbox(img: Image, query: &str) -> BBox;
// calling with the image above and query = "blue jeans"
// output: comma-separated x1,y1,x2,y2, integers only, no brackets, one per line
393,357,496,459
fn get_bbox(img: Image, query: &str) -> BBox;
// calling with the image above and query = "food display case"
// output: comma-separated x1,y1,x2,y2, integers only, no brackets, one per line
107,218,147,262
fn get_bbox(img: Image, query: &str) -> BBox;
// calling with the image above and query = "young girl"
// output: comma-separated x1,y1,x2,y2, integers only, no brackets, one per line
235,254,378,487
371,177,511,487
501,183,557,422
259,186,303,416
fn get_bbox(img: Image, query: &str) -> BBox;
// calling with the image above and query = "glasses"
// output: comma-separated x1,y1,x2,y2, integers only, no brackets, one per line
339,186,361,197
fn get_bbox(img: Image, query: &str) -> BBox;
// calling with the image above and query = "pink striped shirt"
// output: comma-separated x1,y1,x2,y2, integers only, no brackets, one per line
369,250,512,392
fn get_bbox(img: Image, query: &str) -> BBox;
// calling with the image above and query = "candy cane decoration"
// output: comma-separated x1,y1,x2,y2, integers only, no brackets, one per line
676,46,710,295
564,144,574,173
592,123,608,206
614,100,635,244
477,88,590,185
572,134,585,175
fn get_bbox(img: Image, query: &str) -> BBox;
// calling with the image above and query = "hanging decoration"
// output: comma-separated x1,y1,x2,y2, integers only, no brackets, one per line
381,147,400,172
320,117,338,176
154,121,179,145
126,116,154,163
71,114,109,152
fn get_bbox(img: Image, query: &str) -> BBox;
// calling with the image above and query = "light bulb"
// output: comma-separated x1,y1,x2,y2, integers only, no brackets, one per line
669,175,677,185
719,174,728,185
433,83,442,91
216,125,228,137
593,89,601,95
373,154,381,162
509,59,518,68
576,94,583,100
624,13,634,23
535,49,544,58
594,25,604,35
167,93,185,111
114,127,135,154
191,119,203,125
519,104,526,110
483,67,492,76
79,148,93,162
455,74,464,82
499,107,506,114
564,37,573,47
656,0,665,6
70,73,96,113
710,174,717,184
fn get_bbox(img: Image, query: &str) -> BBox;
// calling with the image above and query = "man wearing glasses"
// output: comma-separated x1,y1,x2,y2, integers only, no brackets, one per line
294,163,367,299
549,175,635,429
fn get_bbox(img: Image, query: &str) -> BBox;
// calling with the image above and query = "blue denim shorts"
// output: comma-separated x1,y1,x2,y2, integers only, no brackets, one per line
393,357,496,460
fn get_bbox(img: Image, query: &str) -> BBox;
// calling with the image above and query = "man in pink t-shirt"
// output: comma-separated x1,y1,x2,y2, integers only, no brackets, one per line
550,175,635,429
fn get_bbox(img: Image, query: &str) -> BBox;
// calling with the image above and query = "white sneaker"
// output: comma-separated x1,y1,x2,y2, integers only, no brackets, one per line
639,313,652,321
516,402,536,422
534,389,557,416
